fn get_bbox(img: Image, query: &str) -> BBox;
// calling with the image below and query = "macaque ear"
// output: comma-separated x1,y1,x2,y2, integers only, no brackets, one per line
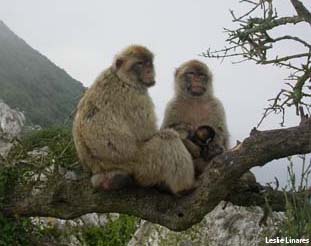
114,58,124,70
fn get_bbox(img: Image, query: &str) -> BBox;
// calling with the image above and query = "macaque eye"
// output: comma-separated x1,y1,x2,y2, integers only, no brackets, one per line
134,61,144,70
199,73,208,80
186,71,195,77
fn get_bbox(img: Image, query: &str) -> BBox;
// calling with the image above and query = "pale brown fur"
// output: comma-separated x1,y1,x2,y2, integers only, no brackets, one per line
162,60,256,182
73,45,194,194
162,60,229,151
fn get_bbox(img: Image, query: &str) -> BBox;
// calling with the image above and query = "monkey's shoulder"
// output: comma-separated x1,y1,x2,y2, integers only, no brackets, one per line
209,96,225,107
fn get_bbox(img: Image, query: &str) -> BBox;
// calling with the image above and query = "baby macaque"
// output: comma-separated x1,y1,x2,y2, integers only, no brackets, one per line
187,125,215,161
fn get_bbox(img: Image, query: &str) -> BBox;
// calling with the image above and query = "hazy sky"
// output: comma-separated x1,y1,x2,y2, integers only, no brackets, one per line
0,0,310,187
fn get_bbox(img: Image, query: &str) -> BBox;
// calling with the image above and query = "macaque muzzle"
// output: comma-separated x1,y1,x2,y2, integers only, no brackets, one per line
141,69,155,86
187,80,206,96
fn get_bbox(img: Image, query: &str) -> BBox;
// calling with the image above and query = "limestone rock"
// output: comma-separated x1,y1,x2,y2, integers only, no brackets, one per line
0,100,25,140
128,202,285,246
0,100,25,157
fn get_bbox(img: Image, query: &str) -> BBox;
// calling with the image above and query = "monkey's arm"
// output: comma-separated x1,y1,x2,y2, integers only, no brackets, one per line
182,139,201,159
161,103,192,139
161,124,201,159
164,123,193,139
162,103,201,158
160,124,200,158
207,98,230,149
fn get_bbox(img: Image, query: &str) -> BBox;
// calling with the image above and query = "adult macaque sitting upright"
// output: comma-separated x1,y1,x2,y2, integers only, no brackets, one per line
162,59,257,186
162,60,229,175
73,45,195,194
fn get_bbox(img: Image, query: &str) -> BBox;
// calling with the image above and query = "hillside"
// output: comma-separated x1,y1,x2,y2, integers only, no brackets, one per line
0,20,85,127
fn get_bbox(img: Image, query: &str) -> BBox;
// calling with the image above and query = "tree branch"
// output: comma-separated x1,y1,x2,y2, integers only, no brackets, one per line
259,53,310,64
290,0,311,24
1,118,311,231
272,35,311,49
204,0,311,126
235,16,305,38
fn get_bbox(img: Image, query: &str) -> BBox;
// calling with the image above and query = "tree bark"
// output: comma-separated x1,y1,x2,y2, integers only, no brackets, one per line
1,118,311,231
290,0,311,24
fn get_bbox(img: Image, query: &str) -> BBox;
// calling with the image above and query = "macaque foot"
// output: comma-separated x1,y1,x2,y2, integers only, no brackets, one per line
91,171,134,191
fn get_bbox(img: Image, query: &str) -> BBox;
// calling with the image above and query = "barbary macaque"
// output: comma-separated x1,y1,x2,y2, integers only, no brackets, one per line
73,45,195,194
162,60,229,172
162,59,256,183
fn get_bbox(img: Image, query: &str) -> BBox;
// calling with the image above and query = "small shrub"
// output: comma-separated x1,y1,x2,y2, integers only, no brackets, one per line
277,156,311,240
81,215,138,246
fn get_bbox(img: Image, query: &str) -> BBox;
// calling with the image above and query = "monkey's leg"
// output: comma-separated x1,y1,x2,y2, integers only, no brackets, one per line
135,129,195,194
91,170,135,191
83,129,138,163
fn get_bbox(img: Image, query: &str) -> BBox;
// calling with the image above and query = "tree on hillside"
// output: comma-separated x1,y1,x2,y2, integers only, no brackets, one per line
0,0,310,232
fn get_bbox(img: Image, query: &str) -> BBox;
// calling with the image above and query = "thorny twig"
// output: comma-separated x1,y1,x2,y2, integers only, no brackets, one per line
203,0,311,126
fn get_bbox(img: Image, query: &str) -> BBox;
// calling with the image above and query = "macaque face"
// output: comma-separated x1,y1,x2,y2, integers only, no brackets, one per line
130,57,155,87
175,60,212,98
115,55,155,87
188,125,215,147
183,66,209,96
195,125,215,145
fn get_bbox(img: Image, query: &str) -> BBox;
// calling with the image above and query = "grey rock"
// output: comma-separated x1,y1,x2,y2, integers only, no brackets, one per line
0,101,25,140
0,100,25,158
27,146,50,158
128,202,285,246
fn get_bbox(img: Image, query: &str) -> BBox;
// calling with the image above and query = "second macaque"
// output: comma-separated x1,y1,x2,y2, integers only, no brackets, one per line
162,60,229,174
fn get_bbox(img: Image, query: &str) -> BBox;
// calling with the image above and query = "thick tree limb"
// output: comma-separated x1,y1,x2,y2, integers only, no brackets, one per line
1,118,311,231
235,16,304,38
290,0,311,24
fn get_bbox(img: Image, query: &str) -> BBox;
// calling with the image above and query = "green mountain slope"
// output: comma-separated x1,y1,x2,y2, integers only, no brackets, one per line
0,20,85,127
